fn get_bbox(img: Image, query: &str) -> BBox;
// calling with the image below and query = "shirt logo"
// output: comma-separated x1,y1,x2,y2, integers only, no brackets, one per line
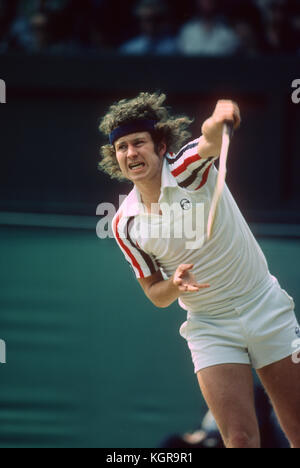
180,199,191,210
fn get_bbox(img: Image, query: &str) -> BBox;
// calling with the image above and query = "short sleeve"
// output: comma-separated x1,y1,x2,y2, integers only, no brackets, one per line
112,212,160,279
166,138,218,191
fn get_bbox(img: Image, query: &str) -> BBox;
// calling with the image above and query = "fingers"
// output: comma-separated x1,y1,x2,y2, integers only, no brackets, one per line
173,264,194,286
213,100,241,130
178,283,210,292
177,264,194,278
173,264,210,293
174,266,209,290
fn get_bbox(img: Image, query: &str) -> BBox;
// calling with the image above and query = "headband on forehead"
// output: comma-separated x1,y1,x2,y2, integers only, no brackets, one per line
109,119,158,145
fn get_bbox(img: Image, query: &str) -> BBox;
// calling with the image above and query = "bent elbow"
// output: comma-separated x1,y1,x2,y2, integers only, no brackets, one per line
147,294,170,309
154,301,170,309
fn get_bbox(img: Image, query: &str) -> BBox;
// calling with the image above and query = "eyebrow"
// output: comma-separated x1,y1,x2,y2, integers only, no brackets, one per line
116,136,147,147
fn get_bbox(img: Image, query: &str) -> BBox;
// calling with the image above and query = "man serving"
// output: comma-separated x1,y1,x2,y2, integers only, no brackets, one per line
99,92,300,448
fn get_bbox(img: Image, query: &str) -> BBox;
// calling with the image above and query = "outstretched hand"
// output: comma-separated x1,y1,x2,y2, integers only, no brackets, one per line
173,264,210,293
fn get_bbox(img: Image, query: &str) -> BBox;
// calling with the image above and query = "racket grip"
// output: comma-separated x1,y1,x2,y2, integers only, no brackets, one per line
224,121,234,139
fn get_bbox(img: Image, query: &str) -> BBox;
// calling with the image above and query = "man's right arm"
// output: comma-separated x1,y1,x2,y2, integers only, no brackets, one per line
166,100,241,192
138,264,210,309
199,100,241,158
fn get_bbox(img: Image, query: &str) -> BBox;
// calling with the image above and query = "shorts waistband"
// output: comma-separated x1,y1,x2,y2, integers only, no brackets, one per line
187,274,276,319
234,274,276,307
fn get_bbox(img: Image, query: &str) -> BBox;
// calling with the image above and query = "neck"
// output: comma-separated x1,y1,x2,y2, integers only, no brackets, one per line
135,171,162,213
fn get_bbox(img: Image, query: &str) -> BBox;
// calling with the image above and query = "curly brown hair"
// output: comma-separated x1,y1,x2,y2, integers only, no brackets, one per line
98,92,193,181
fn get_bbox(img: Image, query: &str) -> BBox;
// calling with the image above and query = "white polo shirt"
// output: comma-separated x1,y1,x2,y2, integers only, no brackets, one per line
112,138,270,313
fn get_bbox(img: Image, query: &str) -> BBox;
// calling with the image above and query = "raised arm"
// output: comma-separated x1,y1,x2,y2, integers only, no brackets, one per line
166,100,241,192
197,100,241,159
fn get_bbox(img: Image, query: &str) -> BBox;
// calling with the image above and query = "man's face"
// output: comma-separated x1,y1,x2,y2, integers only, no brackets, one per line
115,131,166,183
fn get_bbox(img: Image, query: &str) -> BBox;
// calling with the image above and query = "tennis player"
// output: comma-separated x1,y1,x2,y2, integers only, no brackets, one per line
99,92,300,448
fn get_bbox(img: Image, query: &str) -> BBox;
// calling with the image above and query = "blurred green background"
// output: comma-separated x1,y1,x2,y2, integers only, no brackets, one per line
0,50,300,447
0,217,299,448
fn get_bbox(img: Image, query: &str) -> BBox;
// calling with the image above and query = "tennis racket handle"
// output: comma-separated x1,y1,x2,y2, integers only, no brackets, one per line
224,121,234,139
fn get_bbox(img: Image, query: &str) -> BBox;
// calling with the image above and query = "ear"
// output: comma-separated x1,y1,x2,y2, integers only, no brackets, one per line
158,141,167,157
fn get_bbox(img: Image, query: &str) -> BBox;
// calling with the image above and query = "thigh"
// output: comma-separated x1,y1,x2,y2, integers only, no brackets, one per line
257,355,300,446
197,363,259,447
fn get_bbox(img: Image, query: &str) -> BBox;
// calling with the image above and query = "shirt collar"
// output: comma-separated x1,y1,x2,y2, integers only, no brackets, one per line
120,154,177,218
160,155,178,192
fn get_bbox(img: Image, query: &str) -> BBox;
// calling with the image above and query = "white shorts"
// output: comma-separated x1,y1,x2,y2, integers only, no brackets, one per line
179,276,300,373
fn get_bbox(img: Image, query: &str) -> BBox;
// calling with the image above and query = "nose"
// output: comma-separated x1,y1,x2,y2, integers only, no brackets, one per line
127,144,138,158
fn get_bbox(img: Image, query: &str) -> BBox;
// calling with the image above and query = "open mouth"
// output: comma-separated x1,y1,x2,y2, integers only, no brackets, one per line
128,162,145,171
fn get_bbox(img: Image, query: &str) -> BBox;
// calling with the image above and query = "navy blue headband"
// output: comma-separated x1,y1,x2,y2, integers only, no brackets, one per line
109,119,158,145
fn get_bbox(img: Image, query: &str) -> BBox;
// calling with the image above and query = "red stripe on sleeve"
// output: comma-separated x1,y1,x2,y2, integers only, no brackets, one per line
113,213,144,278
171,154,202,177
195,163,213,190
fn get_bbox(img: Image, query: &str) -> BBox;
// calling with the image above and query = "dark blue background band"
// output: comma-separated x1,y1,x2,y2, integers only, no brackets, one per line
109,120,158,145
